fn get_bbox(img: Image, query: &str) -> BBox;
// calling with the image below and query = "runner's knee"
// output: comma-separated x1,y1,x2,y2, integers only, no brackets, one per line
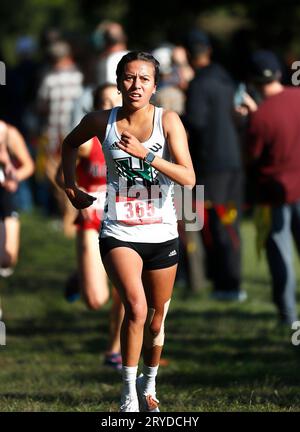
125,300,148,325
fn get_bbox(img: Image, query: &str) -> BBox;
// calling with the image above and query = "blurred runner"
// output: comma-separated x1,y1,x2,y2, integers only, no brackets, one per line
0,120,34,277
56,84,124,370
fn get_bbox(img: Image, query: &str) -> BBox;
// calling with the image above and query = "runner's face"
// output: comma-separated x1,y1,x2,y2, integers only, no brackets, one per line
119,60,156,108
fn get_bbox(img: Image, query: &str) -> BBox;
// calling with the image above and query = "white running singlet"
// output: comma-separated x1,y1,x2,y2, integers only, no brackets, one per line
100,106,178,243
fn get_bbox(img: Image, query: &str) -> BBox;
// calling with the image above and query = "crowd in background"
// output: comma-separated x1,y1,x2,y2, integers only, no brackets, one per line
1,20,300,327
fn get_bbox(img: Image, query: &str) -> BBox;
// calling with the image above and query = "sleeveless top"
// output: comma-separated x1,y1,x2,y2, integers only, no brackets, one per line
100,106,178,243
76,137,106,192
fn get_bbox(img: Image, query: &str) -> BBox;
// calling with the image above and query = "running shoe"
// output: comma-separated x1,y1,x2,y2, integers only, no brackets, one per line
104,352,122,371
136,374,160,412
119,395,139,412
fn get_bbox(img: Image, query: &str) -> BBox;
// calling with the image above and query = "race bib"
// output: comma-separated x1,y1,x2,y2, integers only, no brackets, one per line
115,191,163,225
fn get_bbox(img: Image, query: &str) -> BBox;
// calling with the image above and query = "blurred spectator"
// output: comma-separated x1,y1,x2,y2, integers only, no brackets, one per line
37,40,83,155
2,36,39,212
244,50,300,325
172,45,194,90
185,29,245,301
93,21,128,86
71,22,128,129
38,28,65,80
9,36,39,134
152,42,188,285
36,40,83,237
71,85,94,129
152,44,185,115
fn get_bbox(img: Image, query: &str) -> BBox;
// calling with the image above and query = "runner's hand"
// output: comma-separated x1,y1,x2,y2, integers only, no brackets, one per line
64,186,96,209
117,131,148,159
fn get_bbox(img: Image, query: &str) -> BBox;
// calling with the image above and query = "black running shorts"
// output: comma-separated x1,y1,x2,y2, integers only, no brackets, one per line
99,236,179,270
0,186,18,220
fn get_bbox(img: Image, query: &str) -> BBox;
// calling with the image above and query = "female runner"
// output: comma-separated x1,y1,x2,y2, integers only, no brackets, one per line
62,51,195,412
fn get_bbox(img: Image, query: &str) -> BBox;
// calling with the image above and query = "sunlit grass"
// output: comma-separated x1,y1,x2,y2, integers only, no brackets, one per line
0,212,300,411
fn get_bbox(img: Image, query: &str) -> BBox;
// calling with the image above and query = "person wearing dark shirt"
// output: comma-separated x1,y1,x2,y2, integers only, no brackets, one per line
185,30,245,301
245,50,300,325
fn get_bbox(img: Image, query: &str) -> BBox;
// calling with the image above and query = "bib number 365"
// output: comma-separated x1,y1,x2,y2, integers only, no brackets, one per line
116,198,162,225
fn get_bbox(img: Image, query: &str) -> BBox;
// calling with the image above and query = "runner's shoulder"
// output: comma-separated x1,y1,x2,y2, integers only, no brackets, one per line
81,109,112,138
162,109,181,123
162,109,182,133
83,109,111,128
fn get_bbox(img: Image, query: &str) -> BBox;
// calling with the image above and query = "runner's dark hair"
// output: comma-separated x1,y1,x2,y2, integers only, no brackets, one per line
116,51,160,86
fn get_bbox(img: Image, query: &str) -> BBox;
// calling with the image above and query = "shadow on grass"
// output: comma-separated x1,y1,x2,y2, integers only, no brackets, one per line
0,390,117,406
2,274,70,295
71,369,121,386
6,307,111,355
5,300,300,393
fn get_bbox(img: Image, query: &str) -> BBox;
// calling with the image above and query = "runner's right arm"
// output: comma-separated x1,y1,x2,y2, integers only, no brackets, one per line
62,111,108,209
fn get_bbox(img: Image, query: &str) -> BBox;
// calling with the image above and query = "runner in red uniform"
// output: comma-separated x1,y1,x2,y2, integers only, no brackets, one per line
75,135,106,231
56,84,124,369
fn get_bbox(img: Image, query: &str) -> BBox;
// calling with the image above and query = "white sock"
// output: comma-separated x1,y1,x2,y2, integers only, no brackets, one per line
140,364,159,395
121,366,138,399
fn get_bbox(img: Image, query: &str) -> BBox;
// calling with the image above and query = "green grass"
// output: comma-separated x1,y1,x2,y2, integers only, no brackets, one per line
1,211,300,412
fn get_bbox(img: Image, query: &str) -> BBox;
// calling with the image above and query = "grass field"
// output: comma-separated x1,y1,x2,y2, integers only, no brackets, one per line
0,211,300,412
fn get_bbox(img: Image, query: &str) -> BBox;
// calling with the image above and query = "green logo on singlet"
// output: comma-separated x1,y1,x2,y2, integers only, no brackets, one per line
115,157,158,187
